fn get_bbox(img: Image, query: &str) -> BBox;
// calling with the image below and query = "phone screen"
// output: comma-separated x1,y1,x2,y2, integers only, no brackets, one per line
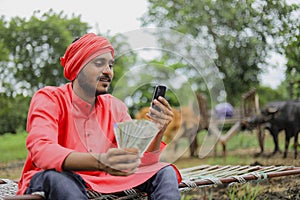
151,85,166,112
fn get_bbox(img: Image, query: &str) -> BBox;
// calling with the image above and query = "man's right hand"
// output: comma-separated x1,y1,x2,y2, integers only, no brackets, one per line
98,148,141,176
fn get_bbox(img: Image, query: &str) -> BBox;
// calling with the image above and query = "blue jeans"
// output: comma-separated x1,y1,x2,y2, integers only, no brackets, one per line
134,166,180,200
25,166,180,200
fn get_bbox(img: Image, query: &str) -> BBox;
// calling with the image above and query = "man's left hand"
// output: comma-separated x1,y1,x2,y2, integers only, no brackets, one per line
147,96,174,133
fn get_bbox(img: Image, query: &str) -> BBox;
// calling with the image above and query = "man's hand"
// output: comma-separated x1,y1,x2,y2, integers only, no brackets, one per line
147,96,174,132
98,148,141,176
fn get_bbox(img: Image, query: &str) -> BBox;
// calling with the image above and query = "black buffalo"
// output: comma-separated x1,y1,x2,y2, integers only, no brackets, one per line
248,100,300,159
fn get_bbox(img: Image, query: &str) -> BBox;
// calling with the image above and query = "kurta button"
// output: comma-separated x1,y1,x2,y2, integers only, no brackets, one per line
89,149,92,152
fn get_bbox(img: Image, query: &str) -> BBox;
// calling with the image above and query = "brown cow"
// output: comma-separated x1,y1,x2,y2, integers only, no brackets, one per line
134,106,200,157
177,106,200,157
134,107,181,144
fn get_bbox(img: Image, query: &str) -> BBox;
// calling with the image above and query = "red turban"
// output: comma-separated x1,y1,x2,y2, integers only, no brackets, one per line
60,33,115,81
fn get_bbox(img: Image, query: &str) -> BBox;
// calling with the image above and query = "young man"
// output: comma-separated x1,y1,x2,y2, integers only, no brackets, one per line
17,33,181,199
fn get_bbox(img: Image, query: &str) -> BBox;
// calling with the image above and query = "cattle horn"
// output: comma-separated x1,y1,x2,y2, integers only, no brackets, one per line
267,107,278,114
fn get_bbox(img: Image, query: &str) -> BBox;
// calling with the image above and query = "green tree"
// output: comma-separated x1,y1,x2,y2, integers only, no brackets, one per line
0,10,92,133
0,9,90,97
0,10,140,131
141,0,299,104
256,85,288,107
285,27,300,99
0,16,10,94
0,93,31,134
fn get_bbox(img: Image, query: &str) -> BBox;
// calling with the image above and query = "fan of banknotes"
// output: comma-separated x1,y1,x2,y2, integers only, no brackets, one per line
114,120,159,154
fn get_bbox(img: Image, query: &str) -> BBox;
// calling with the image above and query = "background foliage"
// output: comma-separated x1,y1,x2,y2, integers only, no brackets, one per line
0,0,300,134
141,0,300,104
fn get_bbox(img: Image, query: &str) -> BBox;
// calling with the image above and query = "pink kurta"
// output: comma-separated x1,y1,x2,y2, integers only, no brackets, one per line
17,83,181,195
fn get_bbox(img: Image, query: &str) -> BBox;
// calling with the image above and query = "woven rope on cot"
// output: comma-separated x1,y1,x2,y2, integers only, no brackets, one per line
178,165,300,190
86,189,147,200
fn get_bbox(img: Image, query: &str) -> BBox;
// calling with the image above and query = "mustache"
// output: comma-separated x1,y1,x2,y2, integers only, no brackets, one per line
97,75,111,82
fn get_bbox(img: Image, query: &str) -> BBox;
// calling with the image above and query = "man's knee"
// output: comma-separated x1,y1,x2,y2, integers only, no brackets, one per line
27,170,87,199
156,166,178,184
158,166,177,179
150,166,180,199
43,170,64,182
43,170,86,190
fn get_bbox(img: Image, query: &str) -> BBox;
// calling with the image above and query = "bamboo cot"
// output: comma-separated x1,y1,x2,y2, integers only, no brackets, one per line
1,164,300,200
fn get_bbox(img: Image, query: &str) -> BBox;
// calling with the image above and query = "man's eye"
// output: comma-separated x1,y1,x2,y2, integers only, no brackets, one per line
94,62,105,67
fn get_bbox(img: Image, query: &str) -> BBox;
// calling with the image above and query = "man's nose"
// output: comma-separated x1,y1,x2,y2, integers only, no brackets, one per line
102,64,112,74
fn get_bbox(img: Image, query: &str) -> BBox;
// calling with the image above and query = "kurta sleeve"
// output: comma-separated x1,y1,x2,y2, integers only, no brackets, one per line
26,88,74,172
140,142,166,165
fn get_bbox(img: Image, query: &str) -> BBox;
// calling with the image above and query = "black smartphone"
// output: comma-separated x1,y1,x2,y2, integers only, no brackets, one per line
150,85,167,112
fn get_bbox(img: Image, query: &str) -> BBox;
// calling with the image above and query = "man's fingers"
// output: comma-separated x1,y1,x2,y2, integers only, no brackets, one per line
151,97,173,116
99,148,141,176
108,167,137,176
157,96,170,106
108,148,139,155
107,154,140,165
104,160,140,176
123,148,140,154
111,160,140,172
148,102,173,123
105,149,140,165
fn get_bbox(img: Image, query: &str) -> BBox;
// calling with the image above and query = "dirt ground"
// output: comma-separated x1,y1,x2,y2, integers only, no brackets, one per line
175,147,300,200
1,147,300,199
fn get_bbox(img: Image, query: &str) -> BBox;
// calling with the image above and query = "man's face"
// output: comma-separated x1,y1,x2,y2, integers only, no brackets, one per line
77,52,114,96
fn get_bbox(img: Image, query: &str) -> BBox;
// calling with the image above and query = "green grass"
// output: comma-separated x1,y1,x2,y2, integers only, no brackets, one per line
0,131,28,163
0,128,287,165
225,183,263,200
174,129,289,169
